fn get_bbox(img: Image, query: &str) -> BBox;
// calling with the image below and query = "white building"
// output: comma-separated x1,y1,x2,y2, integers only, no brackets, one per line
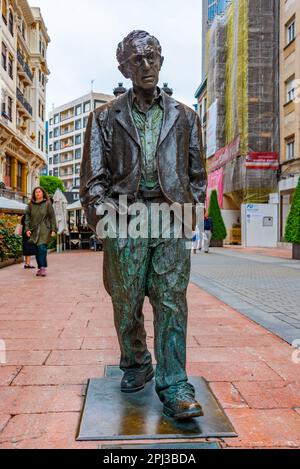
47,92,114,194
0,0,50,202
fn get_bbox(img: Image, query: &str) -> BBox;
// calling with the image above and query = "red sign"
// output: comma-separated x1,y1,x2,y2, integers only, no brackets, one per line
246,152,279,170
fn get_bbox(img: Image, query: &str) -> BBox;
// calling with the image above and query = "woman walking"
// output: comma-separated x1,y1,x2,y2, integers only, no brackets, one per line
21,214,36,269
25,187,57,277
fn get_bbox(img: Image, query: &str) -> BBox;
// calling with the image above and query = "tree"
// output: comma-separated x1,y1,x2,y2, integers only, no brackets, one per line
40,176,65,196
208,190,227,241
285,177,300,244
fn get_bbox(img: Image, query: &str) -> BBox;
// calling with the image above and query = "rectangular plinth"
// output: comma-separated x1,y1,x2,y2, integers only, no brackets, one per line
76,367,237,441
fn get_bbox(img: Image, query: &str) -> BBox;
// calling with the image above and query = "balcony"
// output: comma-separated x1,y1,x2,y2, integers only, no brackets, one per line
0,187,28,204
16,88,33,117
17,50,33,83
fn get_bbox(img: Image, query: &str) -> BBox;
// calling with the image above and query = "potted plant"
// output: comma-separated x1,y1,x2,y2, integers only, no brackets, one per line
208,189,227,248
285,177,300,260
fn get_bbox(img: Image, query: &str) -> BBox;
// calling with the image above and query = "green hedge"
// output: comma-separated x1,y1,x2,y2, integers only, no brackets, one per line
285,178,300,244
0,214,22,262
208,190,227,241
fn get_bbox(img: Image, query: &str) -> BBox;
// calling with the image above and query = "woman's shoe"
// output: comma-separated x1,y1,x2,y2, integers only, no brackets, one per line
24,265,35,269
40,268,47,277
36,269,42,277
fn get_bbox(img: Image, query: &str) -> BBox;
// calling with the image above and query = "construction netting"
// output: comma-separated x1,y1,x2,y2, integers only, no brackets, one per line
206,0,279,205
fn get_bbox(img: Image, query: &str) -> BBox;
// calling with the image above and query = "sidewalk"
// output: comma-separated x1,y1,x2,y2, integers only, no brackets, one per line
224,245,292,260
0,251,300,449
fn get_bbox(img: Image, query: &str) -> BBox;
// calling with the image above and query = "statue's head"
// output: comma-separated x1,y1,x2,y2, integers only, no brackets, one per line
117,30,164,90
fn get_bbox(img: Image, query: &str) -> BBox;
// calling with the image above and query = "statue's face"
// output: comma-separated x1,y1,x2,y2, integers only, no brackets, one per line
119,36,164,90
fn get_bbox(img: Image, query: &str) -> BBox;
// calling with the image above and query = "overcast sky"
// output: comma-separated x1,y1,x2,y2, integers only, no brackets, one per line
29,0,203,115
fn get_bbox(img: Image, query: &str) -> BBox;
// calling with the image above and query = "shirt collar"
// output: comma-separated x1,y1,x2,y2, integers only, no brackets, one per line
130,87,164,111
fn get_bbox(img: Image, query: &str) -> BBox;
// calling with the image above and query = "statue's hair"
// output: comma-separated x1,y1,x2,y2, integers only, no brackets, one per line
116,30,162,65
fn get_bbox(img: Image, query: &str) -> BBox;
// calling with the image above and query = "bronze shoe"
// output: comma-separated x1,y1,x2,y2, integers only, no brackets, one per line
121,366,154,393
163,384,204,420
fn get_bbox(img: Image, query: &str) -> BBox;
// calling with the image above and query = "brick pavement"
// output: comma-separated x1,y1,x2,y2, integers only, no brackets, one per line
191,248,300,344
0,251,300,448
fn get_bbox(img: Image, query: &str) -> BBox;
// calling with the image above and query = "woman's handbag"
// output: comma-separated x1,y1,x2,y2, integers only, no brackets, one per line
14,224,23,236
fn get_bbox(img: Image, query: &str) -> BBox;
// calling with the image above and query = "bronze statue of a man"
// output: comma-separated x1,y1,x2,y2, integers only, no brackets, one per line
80,31,207,419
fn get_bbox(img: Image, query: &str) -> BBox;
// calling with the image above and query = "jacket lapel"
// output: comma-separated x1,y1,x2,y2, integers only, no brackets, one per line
158,91,180,147
115,91,141,147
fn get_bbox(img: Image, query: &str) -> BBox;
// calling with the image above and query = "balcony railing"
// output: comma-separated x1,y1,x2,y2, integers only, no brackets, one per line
0,187,28,204
16,88,33,116
17,50,33,82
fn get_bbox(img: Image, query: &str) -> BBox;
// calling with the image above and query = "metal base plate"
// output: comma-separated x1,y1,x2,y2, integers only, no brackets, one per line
101,442,221,449
76,366,237,441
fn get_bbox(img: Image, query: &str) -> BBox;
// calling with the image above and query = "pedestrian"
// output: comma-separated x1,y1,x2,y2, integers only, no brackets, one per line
21,214,36,269
202,210,213,253
25,187,57,277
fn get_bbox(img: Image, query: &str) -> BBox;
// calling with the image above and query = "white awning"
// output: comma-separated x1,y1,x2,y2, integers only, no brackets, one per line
67,200,82,211
0,197,27,212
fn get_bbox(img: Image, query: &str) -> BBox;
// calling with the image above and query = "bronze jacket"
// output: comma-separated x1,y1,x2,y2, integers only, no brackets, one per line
80,89,207,232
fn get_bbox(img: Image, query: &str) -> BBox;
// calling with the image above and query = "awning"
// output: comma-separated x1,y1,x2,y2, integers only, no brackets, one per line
67,200,82,211
0,197,27,213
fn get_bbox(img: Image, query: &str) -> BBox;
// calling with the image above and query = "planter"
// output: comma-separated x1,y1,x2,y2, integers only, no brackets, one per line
292,243,300,260
0,257,22,269
210,239,224,248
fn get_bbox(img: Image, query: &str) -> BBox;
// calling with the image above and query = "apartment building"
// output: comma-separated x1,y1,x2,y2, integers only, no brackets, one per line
0,0,50,203
279,0,300,240
48,92,114,194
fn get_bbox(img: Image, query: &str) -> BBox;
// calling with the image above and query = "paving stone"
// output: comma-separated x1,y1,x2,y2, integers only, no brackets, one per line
187,362,284,383
0,367,22,386
0,385,84,414
0,415,11,433
209,382,249,409
233,381,300,409
12,365,105,386
223,408,300,448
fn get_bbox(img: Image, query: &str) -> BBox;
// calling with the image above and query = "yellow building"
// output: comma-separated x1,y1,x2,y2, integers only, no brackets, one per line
0,0,50,204
279,0,300,240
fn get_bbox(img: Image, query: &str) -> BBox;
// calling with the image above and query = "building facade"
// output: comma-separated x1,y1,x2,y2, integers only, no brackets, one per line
0,0,50,203
47,92,114,194
195,77,207,158
198,0,280,245
279,0,300,240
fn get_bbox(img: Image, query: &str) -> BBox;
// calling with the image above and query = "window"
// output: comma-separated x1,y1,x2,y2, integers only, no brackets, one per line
4,155,11,187
8,54,13,79
7,96,12,121
49,144,53,152
75,119,81,130
49,170,53,176
286,17,296,45
49,157,53,165
74,178,80,187
53,154,59,164
83,116,88,128
286,137,295,160
54,141,59,151
49,118,53,126
286,77,295,103
94,100,105,109
17,162,22,191
54,114,59,124
75,163,81,174
2,42,7,71
75,104,81,116
75,134,81,145
83,101,90,113
75,148,81,159
8,9,13,36
54,127,59,137
53,168,59,177
2,0,7,24
49,131,53,139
